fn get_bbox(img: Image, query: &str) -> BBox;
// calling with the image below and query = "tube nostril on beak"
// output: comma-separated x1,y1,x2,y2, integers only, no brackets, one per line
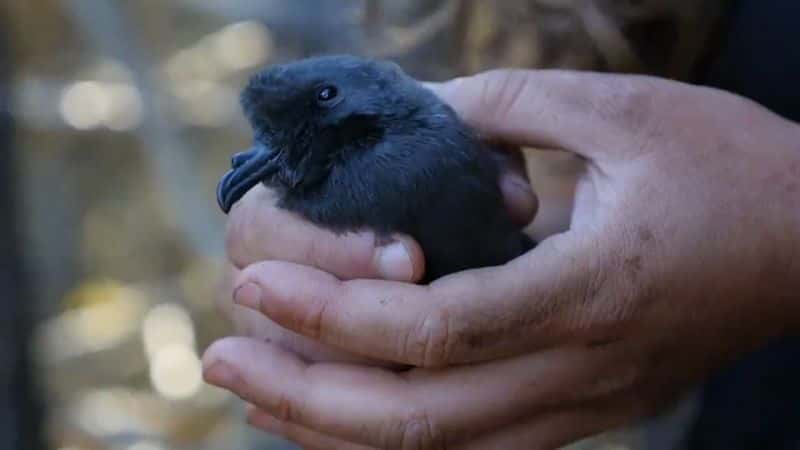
231,151,253,169
216,145,280,215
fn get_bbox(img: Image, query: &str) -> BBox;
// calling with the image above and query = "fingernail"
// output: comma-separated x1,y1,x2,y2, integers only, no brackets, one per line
234,282,263,310
204,361,238,388
375,241,414,281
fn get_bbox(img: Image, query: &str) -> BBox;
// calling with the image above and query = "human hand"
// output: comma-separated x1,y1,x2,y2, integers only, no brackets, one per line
214,138,536,366
204,69,800,449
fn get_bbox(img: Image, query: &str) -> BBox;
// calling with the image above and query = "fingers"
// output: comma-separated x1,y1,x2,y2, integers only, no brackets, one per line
459,403,635,450
225,160,534,280
248,407,377,450
492,144,538,226
202,337,626,449
232,232,605,366
500,172,537,227
425,69,673,162
226,184,425,282
249,406,630,450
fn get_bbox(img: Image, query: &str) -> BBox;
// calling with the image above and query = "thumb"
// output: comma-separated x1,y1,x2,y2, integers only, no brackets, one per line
424,69,662,162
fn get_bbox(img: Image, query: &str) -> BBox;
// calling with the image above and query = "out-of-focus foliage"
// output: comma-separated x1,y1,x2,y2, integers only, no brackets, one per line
3,1,724,449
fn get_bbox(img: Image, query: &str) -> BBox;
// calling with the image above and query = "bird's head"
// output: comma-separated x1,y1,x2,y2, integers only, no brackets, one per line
217,55,428,213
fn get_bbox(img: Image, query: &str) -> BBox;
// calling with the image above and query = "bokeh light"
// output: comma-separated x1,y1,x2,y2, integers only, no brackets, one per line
148,344,204,400
128,442,167,450
212,21,274,71
74,389,151,437
60,81,112,130
141,303,204,400
37,280,147,364
59,81,143,131
142,303,196,359
171,80,238,126
163,20,273,84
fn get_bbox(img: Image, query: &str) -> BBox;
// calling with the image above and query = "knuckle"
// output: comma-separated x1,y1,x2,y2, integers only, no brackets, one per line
301,235,321,265
391,412,447,450
592,76,659,133
270,392,298,423
575,234,648,335
301,234,341,272
628,389,674,420
479,69,530,123
608,359,648,396
569,351,646,403
586,344,656,404
240,261,271,283
299,293,330,340
405,308,454,368
596,288,638,328
594,226,659,328
572,264,614,333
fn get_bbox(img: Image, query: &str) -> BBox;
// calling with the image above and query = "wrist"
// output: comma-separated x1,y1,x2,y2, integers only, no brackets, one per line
790,125,800,333
760,122,800,337
790,204,800,334
768,121,800,335
783,129,800,334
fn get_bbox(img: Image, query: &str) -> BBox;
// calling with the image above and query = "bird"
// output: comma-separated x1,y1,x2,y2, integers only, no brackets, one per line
217,55,534,282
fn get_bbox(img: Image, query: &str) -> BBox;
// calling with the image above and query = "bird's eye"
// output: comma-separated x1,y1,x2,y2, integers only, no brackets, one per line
317,85,339,103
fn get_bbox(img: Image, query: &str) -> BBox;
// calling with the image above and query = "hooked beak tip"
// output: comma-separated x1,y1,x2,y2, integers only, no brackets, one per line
216,170,234,214
215,145,279,214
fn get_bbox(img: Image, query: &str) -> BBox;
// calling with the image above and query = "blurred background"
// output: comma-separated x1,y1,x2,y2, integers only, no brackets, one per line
1,1,728,449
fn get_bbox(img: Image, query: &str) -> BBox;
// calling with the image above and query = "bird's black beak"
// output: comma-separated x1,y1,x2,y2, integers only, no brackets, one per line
216,145,279,214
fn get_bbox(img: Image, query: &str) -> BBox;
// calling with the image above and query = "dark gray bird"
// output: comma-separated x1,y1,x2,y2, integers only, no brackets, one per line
217,55,534,282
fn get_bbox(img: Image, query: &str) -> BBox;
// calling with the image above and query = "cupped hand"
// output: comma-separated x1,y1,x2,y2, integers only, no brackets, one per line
205,69,800,449
215,127,536,365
